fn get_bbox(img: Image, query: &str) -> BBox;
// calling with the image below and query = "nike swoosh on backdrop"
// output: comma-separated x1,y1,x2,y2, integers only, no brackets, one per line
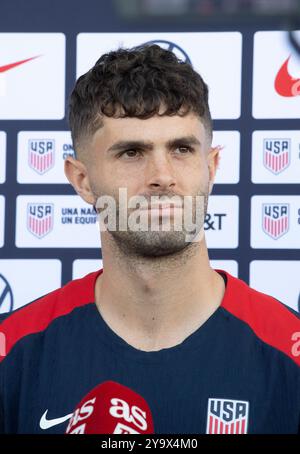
0,55,41,73
39,409,73,430
274,55,300,97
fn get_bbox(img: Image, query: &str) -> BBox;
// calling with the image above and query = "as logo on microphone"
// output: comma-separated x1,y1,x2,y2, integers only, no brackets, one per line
66,398,96,434
65,381,154,434
109,397,148,434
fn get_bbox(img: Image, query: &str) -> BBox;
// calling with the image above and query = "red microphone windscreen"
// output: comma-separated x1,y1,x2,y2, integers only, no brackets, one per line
66,380,154,434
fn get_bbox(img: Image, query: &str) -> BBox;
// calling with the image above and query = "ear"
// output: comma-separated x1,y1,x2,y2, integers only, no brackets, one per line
64,156,95,205
207,145,223,194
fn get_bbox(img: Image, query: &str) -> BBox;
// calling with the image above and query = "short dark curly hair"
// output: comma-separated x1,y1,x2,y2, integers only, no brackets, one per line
69,44,213,156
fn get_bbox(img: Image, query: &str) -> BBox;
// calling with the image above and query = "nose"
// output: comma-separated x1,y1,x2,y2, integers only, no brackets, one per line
145,153,176,191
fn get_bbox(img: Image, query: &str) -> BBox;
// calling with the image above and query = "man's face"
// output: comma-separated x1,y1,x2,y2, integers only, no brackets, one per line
74,112,218,258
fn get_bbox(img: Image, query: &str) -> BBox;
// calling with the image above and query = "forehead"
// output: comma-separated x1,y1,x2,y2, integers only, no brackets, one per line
90,112,206,148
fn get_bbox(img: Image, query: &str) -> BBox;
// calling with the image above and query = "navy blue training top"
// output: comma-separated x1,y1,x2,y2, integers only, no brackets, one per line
0,268,299,434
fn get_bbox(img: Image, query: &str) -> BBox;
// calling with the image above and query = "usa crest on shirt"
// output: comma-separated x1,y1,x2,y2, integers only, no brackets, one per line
206,398,249,434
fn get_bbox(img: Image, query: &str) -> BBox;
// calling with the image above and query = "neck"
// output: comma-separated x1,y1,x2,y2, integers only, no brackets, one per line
95,232,225,352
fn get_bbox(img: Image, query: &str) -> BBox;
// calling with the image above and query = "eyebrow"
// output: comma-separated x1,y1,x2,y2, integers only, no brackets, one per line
106,135,202,153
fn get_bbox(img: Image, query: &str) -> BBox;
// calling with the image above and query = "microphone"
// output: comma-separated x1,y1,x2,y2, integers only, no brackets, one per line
65,380,154,434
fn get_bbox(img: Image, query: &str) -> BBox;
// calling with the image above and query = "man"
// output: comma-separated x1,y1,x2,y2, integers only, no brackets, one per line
0,44,299,434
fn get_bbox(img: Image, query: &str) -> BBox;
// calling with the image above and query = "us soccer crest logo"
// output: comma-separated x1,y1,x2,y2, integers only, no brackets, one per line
262,203,289,240
206,398,249,434
28,139,55,174
263,139,290,175
27,203,54,238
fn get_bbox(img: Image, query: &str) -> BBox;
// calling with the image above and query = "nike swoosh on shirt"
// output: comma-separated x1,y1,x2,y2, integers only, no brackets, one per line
39,409,73,430
0,55,41,73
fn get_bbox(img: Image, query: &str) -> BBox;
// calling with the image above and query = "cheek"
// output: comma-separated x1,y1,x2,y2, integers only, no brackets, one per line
190,170,210,197
88,161,117,195
89,171,138,203
88,170,108,198
185,161,209,185
110,165,146,196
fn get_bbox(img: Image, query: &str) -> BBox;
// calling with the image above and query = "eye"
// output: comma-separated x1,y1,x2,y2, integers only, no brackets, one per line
119,149,141,159
174,146,194,155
